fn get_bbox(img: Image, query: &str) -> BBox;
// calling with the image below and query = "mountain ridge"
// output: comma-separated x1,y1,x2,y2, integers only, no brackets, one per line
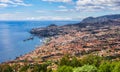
30,14,120,37
81,14,120,23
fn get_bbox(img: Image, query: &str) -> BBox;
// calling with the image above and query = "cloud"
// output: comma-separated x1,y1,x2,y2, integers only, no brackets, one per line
55,9,69,12
0,0,31,7
14,0,23,2
0,12,71,21
58,5,66,8
54,8,76,13
0,13,27,20
75,0,120,11
26,16,73,20
42,0,72,3
0,3,8,7
41,0,120,12
0,13,14,20
36,10,46,13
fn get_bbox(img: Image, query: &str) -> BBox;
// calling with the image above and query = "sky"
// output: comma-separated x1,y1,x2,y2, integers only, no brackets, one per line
0,0,120,21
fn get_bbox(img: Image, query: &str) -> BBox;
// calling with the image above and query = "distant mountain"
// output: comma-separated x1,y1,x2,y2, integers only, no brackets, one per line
81,14,120,23
30,14,120,37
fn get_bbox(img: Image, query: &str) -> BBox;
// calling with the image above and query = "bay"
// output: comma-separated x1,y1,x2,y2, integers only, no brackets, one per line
0,21,79,63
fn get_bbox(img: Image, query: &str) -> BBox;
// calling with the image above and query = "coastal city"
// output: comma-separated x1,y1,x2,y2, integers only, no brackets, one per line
0,13,120,72
2,14,119,72
16,23,120,64
1,0,120,72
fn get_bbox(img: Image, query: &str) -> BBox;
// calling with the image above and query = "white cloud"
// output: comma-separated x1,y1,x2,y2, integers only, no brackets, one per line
0,13,28,20
0,0,10,3
42,0,72,3
58,5,66,8
55,9,69,12
0,13,73,21
15,11,23,13
76,0,120,11
36,10,46,13
0,3,8,7
27,16,73,20
0,0,31,7
14,0,23,2
54,8,76,13
0,13,13,19
13,2,32,7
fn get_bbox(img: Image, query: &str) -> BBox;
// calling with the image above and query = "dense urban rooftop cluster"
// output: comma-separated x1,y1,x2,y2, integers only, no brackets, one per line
15,25,120,64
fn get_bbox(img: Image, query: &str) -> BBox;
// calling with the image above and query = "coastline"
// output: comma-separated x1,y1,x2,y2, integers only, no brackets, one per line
0,21,79,63
4,24,120,65
2,14,120,65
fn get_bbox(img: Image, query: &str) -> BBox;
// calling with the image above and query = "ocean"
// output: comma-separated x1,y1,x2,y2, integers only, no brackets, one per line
0,21,79,63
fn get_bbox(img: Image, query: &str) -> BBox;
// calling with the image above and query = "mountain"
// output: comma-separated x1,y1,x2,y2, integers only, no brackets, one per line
30,14,120,37
81,14,120,23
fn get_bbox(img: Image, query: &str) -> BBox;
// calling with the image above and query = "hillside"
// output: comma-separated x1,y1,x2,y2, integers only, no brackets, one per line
1,14,120,72
13,14,120,63
30,14,120,37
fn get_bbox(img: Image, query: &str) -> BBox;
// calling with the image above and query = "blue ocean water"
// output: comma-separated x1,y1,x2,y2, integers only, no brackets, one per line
0,21,79,63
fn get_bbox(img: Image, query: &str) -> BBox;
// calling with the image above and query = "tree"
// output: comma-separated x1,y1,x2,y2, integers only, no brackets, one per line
112,62,120,72
47,68,53,72
73,65,97,72
80,54,103,67
0,65,2,72
19,65,29,72
57,65,73,72
12,64,20,72
31,64,41,72
31,64,48,72
0,64,13,72
70,56,81,67
59,55,70,66
98,61,111,72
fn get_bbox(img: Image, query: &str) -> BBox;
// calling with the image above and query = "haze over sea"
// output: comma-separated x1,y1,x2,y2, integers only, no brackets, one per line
0,21,79,63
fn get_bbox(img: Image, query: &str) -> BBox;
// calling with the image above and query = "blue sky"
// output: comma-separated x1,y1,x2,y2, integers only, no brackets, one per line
0,0,120,21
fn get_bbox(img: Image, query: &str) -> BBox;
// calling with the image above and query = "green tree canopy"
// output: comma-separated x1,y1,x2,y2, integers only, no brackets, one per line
57,65,73,72
98,61,111,72
73,65,97,72
112,62,120,72
80,54,103,67
0,64,13,72
59,55,70,66
70,56,81,67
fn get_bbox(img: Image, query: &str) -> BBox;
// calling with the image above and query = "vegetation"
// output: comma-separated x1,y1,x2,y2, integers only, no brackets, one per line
1,54,120,72
0,64,13,72
73,65,97,72
57,66,73,72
